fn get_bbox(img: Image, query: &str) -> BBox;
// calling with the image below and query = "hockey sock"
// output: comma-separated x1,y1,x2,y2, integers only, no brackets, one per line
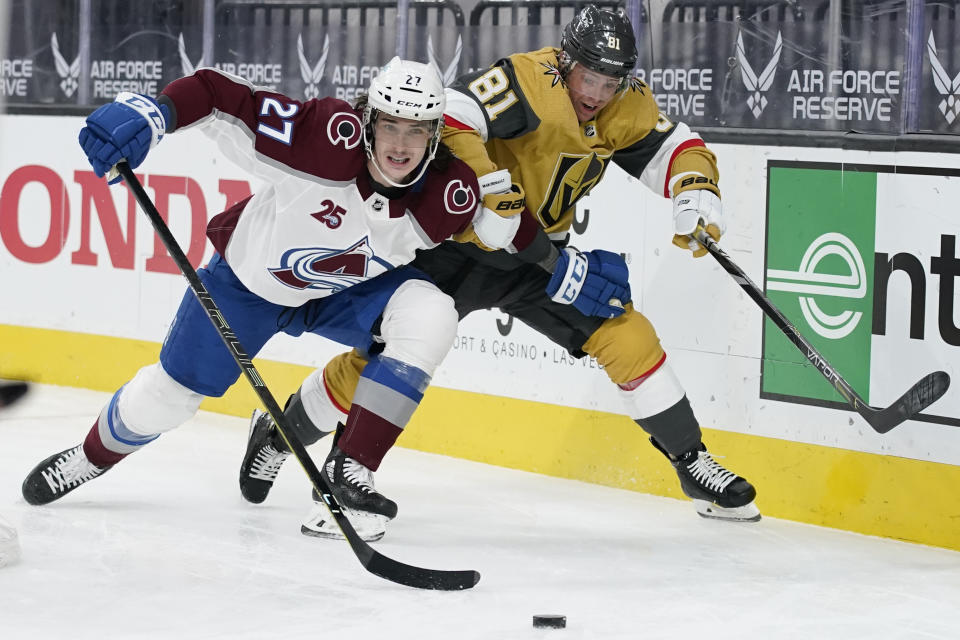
82,422,128,467
634,395,702,459
273,388,335,451
616,359,702,458
83,388,160,467
336,356,430,471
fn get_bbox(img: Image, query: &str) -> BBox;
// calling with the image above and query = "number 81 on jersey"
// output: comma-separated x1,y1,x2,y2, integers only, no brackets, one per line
467,68,518,121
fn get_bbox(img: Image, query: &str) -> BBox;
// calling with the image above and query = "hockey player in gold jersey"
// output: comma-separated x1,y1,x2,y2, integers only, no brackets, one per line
240,5,761,534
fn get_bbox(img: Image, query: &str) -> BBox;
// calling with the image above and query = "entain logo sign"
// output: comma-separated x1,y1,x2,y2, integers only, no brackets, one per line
766,232,868,339
763,163,875,407
736,30,782,118
763,161,958,425
927,32,960,125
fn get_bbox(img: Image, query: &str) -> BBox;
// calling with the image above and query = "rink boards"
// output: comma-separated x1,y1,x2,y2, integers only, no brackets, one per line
1,114,957,550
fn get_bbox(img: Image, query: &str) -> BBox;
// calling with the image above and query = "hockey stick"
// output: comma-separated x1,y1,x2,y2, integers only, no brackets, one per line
116,162,480,590
693,228,950,434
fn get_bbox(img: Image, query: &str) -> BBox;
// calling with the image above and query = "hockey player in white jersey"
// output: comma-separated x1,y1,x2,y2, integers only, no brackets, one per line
241,5,760,536
21,57,630,541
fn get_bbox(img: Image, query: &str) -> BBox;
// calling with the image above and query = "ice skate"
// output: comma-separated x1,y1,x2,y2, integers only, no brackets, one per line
652,438,761,522
239,409,291,504
301,447,397,542
22,445,112,506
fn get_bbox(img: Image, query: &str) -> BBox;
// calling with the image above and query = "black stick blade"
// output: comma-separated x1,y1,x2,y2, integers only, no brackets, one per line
0,381,29,408
862,371,951,434
365,552,481,590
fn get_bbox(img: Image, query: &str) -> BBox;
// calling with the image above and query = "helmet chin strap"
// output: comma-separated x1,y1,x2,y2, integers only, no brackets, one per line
361,110,442,189
365,140,438,189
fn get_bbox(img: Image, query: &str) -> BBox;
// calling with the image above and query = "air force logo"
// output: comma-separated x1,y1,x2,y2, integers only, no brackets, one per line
298,33,330,100
927,32,960,125
51,32,80,98
426,33,463,86
178,32,205,76
269,237,390,293
736,30,782,119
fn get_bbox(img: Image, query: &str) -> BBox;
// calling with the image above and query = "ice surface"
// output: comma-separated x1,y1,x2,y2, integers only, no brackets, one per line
1,384,958,639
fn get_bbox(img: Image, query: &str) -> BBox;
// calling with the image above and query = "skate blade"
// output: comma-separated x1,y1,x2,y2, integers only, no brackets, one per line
693,499,761,522
300,505,388,542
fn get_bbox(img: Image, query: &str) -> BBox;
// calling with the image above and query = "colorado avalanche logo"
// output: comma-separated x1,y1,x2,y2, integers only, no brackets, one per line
327,112,361,149
443,180,477,215
269,237,388,293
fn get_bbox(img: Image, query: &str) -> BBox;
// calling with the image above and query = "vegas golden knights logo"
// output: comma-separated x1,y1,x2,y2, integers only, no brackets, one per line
538,153,609,227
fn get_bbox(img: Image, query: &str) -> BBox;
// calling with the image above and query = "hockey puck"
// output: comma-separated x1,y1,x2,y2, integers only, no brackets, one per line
533,615,566,629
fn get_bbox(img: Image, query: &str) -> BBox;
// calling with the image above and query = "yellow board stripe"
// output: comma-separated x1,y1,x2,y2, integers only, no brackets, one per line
2,323,957,551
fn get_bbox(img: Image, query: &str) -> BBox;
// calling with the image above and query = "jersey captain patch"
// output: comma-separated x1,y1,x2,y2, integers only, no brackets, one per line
268,237,388,293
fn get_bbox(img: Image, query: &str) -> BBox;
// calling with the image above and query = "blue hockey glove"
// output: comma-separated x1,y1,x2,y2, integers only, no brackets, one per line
545,247,631,319
79,92,169,184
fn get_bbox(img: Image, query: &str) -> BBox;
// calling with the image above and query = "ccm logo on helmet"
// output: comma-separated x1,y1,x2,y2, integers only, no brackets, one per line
396,100,424,108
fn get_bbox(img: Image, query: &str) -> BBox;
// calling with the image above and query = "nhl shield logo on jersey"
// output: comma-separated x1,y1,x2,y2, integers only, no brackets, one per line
443,179,478,215
269,237,383,293
327,111,362,149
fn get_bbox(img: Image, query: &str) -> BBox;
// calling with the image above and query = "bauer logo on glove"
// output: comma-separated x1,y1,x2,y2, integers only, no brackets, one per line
490,187,525,212
471,169,526,250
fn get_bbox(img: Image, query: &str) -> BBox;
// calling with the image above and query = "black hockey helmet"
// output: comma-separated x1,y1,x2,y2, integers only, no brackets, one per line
560,4,638,80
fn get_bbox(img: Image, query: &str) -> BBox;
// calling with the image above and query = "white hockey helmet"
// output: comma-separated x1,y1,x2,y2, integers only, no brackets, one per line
366,56,445,121
363,57,446,188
